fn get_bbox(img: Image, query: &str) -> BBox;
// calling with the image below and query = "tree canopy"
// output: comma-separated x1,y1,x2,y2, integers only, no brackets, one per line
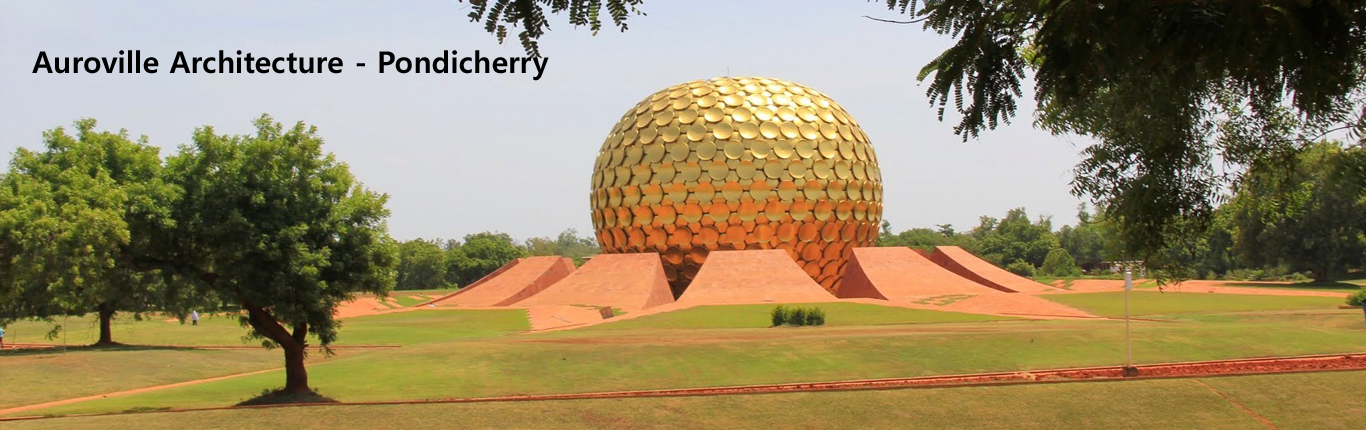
459,0,1366,277
0,119,186,344
147,116,398,394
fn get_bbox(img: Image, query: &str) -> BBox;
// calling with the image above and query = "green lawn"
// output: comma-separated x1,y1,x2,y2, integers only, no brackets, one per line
8,371,1363,430
1043,291,1344,318
390,295,427,307
0,309,528,347
0,347,283,410
588,302,1013,330
16,308,1365,416
0,309,529,412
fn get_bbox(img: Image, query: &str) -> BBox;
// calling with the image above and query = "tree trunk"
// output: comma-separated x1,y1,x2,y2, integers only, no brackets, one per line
1312,266,1329,283
241,298,312,394
96,303,116,346
282,341,310,393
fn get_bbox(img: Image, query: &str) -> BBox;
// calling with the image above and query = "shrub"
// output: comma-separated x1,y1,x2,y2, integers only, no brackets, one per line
770,305,788,326
769,306,827,327
1005,260,1036,277
806,307,826,325
1347,289,1366,307
1040,248,1082,277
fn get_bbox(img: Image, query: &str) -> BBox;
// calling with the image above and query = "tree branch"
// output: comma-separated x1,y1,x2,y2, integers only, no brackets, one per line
862,15,928,24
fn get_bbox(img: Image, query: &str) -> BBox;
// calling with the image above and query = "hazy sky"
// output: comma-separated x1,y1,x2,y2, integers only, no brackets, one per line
0,0,1096,242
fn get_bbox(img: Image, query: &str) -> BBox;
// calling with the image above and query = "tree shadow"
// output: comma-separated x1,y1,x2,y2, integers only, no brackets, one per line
0,343,203,357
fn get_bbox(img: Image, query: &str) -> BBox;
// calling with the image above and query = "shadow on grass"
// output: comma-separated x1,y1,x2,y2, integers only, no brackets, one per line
0,343,204,357
237,388,339,406
1222,281,1363,291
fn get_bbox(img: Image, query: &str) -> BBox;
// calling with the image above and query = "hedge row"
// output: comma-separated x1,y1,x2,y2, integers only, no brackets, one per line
771,305,826,326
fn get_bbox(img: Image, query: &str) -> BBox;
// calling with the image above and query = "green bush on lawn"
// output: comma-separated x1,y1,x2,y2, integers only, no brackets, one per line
770,305,826,327
1347,289,1366,307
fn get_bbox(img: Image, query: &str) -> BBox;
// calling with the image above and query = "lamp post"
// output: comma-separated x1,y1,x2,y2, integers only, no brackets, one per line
1122,270,1137,376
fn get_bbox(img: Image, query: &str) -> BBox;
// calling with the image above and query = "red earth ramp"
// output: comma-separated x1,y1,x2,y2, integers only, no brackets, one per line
677,250,836,305
511,253,675,311
431,256,575,307
927,246,1058,293
837,247,1008,299
419,258,523,306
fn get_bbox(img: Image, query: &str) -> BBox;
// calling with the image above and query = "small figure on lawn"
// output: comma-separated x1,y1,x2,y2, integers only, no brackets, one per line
191,310,200,326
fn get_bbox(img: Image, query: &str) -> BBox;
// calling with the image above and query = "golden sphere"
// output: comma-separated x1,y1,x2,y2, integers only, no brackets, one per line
590,77,883,296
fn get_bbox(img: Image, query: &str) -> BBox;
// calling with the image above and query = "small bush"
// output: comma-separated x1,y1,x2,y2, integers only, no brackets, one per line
770,306,826,327
1005,260,1036,277
1347,289,1366,307
806,307,826,325
770,305,788,327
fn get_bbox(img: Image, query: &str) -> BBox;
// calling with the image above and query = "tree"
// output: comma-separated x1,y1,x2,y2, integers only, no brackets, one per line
1040,248,1081,277
1057,204,1110,271
143,115,398,395
0,119,186,345
444,231,527,286
396,239,448,290
1227,142,1366,281
972,208,1058,268
464,0,1366,275
525,228,599,265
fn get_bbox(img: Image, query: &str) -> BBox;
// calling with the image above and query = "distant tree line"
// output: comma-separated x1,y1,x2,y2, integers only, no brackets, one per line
392,229,599,290
880,142,1366,282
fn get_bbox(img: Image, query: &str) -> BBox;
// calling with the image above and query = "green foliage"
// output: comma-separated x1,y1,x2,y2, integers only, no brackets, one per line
0,119,195,343
525,228,599,265
770,305,787,327
1347,289,1366,307
157,115,399,349
971,208,1058,267
1004,260,1035,277
1056,204,1110,271
879,0,1366,266
461,0,645,57
806,307,826,326
396,239,447,290
769,306,826,327
1040,248,1081,277
1227,142,1366,282
443,231,528,286
876,222,973,252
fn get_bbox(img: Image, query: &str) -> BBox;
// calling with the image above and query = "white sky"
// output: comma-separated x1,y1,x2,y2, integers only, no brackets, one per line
0,0,1095,242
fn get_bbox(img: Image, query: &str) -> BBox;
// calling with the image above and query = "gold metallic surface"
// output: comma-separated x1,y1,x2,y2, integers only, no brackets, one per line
591,77,883,295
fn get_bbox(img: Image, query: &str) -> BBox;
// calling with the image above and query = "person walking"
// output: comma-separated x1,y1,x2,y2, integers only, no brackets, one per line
191,310,199,326
0,326,6,349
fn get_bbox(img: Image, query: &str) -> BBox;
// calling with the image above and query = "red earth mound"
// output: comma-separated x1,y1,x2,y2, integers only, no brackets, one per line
927,246,1058,293
513,253,675,311
431,256,575,307
838,247,1006,299
677,250,836,305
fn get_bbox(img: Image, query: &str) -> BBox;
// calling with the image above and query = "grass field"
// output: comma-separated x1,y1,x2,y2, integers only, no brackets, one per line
6,370,1363,429
1042,291,1344,318
0,347,282,409
12,307,1364,417
0,309,528,347
4,297,1363,420
587,302,1013,330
